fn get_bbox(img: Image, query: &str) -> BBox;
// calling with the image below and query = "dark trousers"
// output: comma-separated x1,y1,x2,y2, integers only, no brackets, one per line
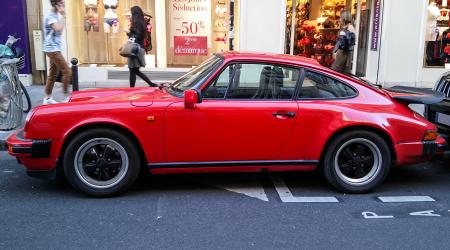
129,67,157,88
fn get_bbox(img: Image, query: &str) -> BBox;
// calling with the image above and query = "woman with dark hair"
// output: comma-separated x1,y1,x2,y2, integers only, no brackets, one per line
331,10,356,74
127,6,156,87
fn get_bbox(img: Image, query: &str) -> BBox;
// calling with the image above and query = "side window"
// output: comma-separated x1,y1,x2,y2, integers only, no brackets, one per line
203,65,235,99
299,71,357,99
226,64,300,100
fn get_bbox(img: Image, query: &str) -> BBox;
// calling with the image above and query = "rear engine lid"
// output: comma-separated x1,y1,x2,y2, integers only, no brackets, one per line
384,86,445,105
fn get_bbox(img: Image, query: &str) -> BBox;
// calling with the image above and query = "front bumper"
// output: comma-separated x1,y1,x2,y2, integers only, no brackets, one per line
6,129,52,158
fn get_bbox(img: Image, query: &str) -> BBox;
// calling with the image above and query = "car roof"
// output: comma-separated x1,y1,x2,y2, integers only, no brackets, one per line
218,51,324,68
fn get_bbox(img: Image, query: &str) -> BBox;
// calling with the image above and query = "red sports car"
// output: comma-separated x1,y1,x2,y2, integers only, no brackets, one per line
6,52,447,197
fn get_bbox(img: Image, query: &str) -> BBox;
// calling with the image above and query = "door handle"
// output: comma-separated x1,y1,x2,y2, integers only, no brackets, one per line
272,112,296,118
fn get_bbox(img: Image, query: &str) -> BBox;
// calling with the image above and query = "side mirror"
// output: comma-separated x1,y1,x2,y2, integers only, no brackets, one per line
184,89,202,109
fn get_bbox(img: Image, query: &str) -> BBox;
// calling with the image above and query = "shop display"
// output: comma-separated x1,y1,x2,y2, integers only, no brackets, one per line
144,13,153,53
424,1,450,67
84,0,100,32
66,0,237,67
285,0,358,68
103,0,119,34
214,0,229,48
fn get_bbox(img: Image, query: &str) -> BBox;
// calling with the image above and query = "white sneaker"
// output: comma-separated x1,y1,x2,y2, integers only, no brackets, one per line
43,97,58,105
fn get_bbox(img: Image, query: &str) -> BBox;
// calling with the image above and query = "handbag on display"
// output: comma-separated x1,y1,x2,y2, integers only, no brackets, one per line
119,37,139,57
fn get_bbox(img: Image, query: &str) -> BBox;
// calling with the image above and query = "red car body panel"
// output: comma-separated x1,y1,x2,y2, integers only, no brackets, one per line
6,52,446,175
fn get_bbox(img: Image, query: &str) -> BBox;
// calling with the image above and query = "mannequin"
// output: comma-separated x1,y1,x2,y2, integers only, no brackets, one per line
103,0,119,33
123,10,131,33
143,13,153,53
84,0,99,32
427,2,440,41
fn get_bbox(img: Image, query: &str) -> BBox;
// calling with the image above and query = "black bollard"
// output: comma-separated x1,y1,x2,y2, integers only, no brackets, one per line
71,58,79,91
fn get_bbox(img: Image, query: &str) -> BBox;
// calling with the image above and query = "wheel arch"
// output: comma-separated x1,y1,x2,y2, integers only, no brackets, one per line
57,122,148,174
320,125,397,165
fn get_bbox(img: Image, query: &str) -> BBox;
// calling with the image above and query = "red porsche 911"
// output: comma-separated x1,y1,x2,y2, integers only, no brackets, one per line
6,52,447,197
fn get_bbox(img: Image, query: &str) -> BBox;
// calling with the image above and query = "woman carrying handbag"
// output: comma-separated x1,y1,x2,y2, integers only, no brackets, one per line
127,6,157,88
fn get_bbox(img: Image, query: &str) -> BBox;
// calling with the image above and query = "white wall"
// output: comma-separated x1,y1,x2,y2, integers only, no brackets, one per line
377,0,446,88
238,0,286,53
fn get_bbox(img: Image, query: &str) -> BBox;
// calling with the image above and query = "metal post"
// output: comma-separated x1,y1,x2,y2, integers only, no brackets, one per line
71,58,79,91
229,0,235,51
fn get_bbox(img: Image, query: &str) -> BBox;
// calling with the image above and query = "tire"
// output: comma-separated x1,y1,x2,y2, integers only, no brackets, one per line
323,130,391,193
19,81,31,113
63,128,141,197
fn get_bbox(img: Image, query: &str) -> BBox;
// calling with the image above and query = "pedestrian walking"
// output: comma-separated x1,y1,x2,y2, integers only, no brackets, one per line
331,10,356,74
43,0,72,104
127,6,157,88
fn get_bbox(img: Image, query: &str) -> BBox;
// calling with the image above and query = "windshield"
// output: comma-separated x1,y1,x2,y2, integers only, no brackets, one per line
169,55,224,95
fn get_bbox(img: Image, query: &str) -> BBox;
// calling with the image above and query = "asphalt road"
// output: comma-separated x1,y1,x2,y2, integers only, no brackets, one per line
1,151,450,249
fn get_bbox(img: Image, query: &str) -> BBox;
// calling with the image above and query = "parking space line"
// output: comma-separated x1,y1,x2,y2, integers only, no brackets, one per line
378,196,436,203
271,174,339,203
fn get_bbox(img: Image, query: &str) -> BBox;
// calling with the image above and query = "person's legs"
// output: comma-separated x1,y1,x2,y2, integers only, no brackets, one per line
135,68,157,87
51,52,72,94
129,67,137,87
44,52,58,98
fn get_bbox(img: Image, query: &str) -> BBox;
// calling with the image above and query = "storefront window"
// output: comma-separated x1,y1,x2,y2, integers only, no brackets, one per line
424,0,449,68
166,0,239,67
285,0,357,68
66,0,156,67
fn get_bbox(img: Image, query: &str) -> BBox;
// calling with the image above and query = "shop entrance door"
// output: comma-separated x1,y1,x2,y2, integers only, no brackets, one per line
353,0,372,77
284,0,377,77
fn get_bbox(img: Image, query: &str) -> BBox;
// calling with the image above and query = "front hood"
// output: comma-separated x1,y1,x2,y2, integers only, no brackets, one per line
69,87,177,106
384,86,445,105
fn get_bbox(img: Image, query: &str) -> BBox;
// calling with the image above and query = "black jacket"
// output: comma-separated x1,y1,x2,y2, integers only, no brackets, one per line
128,25,146,48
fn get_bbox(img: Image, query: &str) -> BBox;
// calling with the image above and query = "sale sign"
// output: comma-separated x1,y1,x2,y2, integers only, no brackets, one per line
169,0,211,56
174,36,208,55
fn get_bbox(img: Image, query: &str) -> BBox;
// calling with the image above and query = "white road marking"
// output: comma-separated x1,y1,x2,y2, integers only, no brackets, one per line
2,170,14,173
378,196,435,203
271,174,339,203
362,211,394,219
409,210,441,217
216,185,269,202
194,176,269,202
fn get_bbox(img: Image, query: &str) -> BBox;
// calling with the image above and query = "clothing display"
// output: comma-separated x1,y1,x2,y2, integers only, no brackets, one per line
424,1,450,67
441,28,450,63
103,0,119,33
427,2,441,41
84,0,99,32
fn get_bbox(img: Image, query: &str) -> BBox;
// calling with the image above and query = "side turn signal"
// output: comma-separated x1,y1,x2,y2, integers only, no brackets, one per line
423,130,438,141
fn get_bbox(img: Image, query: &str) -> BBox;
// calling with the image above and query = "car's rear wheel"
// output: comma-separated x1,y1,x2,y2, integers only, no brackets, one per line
63,128,140,197
323,131,391,193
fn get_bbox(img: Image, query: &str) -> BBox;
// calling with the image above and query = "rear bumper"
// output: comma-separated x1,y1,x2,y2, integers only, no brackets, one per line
395,136,447,165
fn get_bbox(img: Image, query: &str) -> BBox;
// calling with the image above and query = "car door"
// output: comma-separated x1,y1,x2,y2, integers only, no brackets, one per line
287,69,358,160
164,62,301,163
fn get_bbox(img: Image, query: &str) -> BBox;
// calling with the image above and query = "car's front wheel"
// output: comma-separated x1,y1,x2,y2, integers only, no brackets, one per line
323,131,391,193
63,128,141,197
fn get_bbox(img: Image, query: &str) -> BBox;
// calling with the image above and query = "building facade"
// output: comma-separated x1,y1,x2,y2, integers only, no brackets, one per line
27,0,447,87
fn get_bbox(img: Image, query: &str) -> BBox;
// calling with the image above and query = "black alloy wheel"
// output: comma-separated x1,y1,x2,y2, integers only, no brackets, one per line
63,128,141,197
323,130,391,193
